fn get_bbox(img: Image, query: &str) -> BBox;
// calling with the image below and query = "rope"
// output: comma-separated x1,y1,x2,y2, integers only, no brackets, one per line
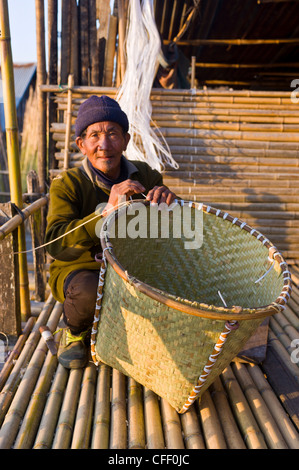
12,198,139,255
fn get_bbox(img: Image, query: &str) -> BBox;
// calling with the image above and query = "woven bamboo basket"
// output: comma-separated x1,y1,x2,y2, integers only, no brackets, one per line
91,200,291,413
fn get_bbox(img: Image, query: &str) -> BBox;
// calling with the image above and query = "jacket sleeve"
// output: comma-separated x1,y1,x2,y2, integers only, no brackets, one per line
45,176,105,261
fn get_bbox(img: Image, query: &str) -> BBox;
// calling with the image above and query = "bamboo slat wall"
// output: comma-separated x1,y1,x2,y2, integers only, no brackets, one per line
47,86,299,262
0,265,299,449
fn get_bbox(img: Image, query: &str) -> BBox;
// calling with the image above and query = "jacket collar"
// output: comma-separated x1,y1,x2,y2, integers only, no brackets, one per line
81,156,138,192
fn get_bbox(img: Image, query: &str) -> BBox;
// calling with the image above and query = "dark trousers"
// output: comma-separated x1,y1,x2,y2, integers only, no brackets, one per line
63,270,100,334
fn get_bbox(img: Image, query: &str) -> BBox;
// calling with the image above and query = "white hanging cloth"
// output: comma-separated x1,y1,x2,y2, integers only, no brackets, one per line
116,0,179,172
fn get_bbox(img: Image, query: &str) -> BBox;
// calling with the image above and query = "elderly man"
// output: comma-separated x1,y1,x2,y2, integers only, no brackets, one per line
45,95,176,369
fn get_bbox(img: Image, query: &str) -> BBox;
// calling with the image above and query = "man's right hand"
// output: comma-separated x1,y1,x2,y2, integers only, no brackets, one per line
102,179,145,216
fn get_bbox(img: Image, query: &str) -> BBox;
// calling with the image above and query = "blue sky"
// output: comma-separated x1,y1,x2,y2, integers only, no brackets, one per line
9,0,38,63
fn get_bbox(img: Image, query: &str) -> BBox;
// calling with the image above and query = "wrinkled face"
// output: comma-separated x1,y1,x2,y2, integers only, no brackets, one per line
76,121,130,179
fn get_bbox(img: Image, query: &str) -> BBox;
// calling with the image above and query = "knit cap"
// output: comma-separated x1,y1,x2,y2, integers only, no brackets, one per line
75,95,129,137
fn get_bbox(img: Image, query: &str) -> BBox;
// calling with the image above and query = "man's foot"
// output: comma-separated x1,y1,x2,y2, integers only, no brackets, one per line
57,328,89,369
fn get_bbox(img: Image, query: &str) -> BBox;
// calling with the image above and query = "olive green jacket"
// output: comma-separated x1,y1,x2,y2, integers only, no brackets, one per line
45,157,163,303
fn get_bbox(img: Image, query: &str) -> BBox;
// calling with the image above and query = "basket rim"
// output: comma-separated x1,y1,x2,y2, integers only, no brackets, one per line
100,199,292,321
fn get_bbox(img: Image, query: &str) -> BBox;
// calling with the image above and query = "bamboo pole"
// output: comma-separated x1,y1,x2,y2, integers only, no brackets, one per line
91,364,111,449
0,316,35,392
0,294,55,426
60,0,71,84
0,195,48,241
117,0,126,84
269,316,294,355
0,302,62,449
71,363,97,449
109,369,127,449
160,398,184,449
89,0,99,86
13,330,63,449
0,0,31,322
35,0,47,193
63,74,74,170
40,83,297,98
70,0,79,84
33,364,69,449
198,390,227,449
79,0,89,85
180,405,205,449
128,378,146,449
232,362,288,449
52,368,84,449
209,377,246,449
221,365,267,449
103,16,118,86
144,387,165,449
27,171,46,301
47,0,58,170
248,363,299,449
97,0,112,85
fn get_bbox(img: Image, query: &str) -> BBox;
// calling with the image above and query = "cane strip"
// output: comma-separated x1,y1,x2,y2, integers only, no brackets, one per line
90,258,107,366
180,320,239,413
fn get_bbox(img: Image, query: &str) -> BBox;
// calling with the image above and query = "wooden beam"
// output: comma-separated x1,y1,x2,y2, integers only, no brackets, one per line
165,38,299,46
195,62,299,69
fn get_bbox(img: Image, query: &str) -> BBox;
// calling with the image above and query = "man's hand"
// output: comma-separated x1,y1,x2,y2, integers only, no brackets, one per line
102,180,177,217
101,179,145,216
146,185,177,205
108,179,145,208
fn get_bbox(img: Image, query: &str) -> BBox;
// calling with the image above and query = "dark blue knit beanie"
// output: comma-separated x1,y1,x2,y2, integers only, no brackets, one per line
75,95,129,137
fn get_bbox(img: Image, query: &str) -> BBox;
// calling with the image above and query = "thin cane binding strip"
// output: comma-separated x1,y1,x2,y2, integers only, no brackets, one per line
180,320,239,413
90,259,107,366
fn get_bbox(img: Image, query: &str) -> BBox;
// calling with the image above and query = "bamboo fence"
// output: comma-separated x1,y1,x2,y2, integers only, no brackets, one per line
0,264,299,449
41,85,299,262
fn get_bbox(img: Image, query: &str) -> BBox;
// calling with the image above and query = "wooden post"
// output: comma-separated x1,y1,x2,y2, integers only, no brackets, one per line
117,0,126,83
27,171,46,302
89,0,99,85
70,0,79,84
96,0,111,85
79,0,90,85
104,15,117,86
63,74,74,171
47,0,58,170
0,203,21,336
0,0,31,322
35,0,47,194
60,0,72,85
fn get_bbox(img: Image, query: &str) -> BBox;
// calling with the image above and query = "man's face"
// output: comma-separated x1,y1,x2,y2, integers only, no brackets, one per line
76,121,130,179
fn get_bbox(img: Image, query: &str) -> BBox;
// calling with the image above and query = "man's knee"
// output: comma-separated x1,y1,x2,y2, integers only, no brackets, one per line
63,270,99,333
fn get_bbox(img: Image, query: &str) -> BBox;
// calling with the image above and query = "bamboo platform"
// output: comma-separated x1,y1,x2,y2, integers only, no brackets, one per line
0,265,299,450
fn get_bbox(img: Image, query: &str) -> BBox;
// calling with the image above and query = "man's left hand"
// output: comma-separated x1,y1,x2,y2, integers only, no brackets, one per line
146,186,177,205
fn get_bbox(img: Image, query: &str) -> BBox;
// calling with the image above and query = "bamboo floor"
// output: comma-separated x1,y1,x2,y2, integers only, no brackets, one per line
0,268,299,450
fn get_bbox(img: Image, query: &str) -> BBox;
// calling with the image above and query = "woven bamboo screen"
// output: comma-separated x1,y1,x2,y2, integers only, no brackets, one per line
49,87,299,262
